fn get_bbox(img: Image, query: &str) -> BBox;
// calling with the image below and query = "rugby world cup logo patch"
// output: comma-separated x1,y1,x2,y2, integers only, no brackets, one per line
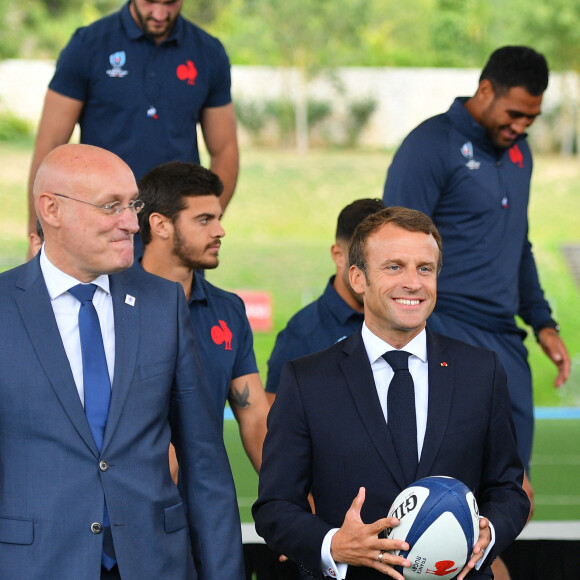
460,141,480,170
106,51,129,78
461,141,473,158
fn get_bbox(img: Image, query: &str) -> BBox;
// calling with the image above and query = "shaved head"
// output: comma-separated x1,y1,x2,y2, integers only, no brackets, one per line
34,144,140,282
34,144,135,213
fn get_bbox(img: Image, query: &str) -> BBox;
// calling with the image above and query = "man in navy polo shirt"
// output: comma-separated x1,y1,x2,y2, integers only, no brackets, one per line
266,198,384,403
28,0,238,258
137,161,269,475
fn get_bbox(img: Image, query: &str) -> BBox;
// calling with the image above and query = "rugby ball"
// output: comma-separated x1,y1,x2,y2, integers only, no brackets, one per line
386,476,479,579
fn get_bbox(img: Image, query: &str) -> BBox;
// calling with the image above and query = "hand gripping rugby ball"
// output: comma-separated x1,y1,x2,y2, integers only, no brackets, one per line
385,476,480,579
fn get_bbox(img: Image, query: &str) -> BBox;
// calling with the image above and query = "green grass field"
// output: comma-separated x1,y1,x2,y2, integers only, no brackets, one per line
224,418,580,524
1,142,579,525
531,419,580,521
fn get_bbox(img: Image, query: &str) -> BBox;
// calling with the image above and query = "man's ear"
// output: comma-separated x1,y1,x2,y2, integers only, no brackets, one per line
349,264,366,295
36,193,60,228
29,232,43,257
477,78,496,105
149,213,173,240
331,242,345,268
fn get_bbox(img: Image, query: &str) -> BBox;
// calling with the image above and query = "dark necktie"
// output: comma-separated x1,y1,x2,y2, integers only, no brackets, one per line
69,283,116,570
382,350,418,486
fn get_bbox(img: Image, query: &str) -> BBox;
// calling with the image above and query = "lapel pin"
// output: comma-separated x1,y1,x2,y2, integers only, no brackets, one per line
125,294,136,306
440,362,448,367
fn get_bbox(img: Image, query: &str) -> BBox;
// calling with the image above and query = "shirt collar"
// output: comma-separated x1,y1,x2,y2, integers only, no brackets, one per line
39,246,110,300
121,1,183,45
323,276,365,325
448,97,489,144
134,258,202,304
121,1,145,40
188,270,208,305
361,322,427,366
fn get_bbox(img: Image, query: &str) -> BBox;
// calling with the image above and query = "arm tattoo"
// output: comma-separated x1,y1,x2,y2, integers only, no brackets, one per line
230,381,251,409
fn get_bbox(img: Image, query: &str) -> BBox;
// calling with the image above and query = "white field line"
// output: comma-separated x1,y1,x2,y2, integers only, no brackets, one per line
532,454,580,465
517,521,580,540
240,522,580,544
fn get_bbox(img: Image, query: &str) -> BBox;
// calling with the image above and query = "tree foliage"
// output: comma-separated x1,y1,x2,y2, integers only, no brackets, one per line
1,0,580,71
512,0,580,71
0,0,120,58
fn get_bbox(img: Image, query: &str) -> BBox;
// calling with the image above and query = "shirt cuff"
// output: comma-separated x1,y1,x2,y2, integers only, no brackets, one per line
474,519,495,570
321,528,348,578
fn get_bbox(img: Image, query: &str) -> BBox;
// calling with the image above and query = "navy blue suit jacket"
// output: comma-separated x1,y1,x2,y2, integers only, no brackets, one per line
0,256,244,579
253,329,529,579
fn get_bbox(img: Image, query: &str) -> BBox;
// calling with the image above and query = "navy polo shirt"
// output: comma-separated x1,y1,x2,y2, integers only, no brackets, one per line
266,276,364,394
135,263,257,422
384,97,553,334
49,1,232,181
187,271,258,423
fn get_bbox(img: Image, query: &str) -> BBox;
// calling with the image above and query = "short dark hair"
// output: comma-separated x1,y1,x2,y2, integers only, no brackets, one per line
349,206,443,278
480,46,549,97
336,198,385,241
138,161,223,245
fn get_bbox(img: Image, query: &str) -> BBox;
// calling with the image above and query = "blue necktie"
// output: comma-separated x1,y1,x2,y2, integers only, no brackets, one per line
69,283,116,570
383,350,418,487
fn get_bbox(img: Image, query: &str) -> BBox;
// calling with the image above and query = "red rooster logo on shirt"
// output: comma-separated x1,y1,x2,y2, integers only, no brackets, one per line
509,144,524,168
176,60,198,85
211,320,233,351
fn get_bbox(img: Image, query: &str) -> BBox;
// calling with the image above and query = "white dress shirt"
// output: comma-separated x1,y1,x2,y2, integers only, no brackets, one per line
362,323,429,459
321,324,493,578
39,247,115,405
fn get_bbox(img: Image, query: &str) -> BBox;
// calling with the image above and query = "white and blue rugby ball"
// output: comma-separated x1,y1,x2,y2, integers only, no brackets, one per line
386,476,479,580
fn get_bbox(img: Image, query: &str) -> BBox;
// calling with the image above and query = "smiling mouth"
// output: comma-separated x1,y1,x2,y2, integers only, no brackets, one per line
500,128,517,140
394,298,421,306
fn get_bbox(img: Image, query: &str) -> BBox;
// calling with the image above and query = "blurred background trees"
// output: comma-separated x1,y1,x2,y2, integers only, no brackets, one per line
2,0,580,72
2,0,580,152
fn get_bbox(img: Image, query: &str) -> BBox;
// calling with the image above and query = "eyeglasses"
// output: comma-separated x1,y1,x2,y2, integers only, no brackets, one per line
52,193,145,216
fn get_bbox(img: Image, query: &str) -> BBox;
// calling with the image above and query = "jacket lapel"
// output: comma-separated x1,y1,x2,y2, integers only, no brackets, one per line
102,272,140,452
14,258,99,456
339,332,407,489
416,329,454,479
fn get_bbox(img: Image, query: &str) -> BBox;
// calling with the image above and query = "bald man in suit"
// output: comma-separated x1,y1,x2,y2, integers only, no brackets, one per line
0,144,244,579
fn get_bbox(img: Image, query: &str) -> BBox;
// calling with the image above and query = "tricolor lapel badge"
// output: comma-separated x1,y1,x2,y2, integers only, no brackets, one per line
125,294,136,306
440,362,448,367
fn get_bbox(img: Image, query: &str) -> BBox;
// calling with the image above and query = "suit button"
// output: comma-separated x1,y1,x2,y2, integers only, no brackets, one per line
91,522,103,534
99,460,109,472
